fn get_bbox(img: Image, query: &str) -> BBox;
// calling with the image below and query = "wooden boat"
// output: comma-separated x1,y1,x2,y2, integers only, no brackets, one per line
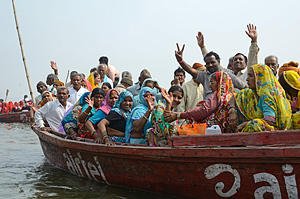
33,126,300,199
0,111,30,123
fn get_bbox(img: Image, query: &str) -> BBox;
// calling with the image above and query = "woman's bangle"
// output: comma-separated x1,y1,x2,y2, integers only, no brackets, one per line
102,134,110,141
228,107,237,114
177,112,181,119
83,110,89,115
143,115,149,120
178,59,184,64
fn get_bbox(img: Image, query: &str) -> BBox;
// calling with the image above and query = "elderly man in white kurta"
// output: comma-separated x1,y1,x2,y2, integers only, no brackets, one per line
68,73,89,105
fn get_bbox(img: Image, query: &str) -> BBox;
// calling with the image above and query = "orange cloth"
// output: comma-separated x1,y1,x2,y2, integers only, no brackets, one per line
54,80,64,86
278,61,300,76
193,63,206,71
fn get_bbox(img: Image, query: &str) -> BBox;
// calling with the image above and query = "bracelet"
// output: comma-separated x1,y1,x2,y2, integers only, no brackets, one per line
102,135,110,141
83,110,89,115
178,59,184,64
143,115,148,120
177,112,181,119
228,108,237,114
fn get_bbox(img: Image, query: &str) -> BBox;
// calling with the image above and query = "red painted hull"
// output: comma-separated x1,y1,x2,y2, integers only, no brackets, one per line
0,111,30,123
33,127,300,198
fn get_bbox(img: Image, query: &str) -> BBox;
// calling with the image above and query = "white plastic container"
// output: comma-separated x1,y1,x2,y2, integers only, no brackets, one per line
205,125,222,135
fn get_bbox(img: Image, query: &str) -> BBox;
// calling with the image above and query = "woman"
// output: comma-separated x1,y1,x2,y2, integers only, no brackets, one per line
81,78,93,92
133,78,162,107
99,89,119,114
61,88,104,140
8,101,17,113
37,91,55,108
85,89,119,143
125,87,156,144
30,91,55,123
2,102,8,114
87,71,101,89
278,70,300,129
165,71,235,133
147,85,184,146
228,64,292,132
98,91,134,145
53,80,64,90
101,82,112,96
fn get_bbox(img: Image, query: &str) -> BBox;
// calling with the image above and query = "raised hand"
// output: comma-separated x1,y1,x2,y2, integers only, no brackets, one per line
245,24,257,42
50,61,58,71
85,96,94,108
196,32,205,48
145,95,155,111
161,89,173,105
175,43,185,62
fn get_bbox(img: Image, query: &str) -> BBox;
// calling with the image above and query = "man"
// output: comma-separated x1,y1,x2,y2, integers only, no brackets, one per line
115,76,133,93
97,64,114,88
265,55,279,77
35,81,48,104
197,23,259,83
122,71,133,79
68,73,89,105
99,56,120,87
46,74,57,96
174,67,186,86
64,71,78,89
127,69,151,97
227,57,234,71
35,87,72,131
175,45,247,100
232,53,248,79
177,63,205,113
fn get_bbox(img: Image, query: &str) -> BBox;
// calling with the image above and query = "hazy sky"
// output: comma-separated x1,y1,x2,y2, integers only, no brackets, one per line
1,0,300,101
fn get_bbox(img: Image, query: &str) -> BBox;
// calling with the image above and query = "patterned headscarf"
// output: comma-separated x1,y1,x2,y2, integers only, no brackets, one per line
205,71,235,133
235,64,292,130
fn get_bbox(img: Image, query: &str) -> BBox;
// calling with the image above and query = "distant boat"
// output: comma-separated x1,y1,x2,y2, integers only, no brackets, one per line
0,111,30,123
32,126,300,198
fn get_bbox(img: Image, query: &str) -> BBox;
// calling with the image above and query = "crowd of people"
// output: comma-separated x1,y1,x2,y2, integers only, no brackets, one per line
3,23,300,147
0,95,32,114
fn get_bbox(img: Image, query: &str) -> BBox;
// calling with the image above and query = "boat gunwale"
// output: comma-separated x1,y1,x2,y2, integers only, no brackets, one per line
33,126,300,161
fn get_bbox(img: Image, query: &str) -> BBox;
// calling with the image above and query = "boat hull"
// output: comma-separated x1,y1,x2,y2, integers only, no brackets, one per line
33,127,300,198
0,111,30,123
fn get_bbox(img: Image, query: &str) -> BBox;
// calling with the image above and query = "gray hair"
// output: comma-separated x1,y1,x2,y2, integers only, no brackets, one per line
98,64,107,71
264,55,279,64
57,86,69,94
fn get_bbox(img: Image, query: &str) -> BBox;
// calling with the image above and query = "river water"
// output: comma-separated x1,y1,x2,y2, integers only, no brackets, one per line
0,123,171,199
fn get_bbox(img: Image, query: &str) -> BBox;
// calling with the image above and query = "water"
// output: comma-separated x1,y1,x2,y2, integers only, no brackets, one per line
0,123,172,199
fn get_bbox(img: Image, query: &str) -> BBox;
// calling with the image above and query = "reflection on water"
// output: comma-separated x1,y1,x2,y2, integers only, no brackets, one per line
0,123,172,199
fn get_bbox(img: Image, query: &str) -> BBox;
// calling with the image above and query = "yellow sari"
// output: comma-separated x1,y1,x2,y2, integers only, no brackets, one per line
235,64,292,132
87,72,100,90
281,70,300,129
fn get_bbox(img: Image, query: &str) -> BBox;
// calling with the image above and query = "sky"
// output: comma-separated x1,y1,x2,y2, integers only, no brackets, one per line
1,0,300,102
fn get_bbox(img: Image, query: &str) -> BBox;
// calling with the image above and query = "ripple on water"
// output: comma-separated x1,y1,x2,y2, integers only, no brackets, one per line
0,123,173,199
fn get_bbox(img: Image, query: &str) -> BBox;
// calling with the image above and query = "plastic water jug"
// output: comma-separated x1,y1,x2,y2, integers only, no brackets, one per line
205,125,222,135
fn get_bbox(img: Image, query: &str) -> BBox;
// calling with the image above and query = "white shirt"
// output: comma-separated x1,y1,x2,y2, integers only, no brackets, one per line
68,87,89,105
99,77,114,88
35,99,72,131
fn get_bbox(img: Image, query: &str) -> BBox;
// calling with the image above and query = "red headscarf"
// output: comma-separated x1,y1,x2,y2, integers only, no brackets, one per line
8,101,16,113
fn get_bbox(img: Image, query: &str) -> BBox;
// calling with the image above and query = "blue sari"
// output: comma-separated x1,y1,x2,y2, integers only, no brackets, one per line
125,87,156,144
108,90,133,143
